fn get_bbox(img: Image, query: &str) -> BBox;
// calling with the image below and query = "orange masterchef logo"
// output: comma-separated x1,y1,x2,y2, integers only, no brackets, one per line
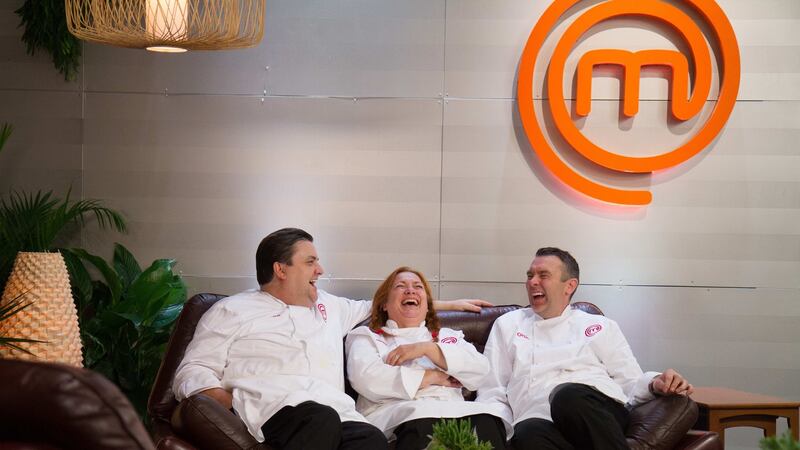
517,0,740,205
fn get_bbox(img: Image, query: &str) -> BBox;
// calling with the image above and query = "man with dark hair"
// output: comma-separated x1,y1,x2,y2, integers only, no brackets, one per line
477,247,692,450
174,228,490,450
254,227,315,286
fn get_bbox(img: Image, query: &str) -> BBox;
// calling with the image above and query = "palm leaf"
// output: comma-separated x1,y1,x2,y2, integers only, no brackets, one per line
0,123,12,152
0,188,127,291
0,190,60,251
0,292,31,321
0,188,126,252
0,292,46,355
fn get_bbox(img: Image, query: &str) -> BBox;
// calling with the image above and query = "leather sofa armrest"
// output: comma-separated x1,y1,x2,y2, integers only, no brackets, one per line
626,395,699,450
673,430,722,450
171,394,271,450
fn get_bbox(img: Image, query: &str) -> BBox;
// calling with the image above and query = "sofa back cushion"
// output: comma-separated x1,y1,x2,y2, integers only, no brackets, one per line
149,293,227,426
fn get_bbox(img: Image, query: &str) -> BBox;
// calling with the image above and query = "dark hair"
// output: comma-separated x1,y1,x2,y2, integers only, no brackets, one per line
536,247,580,283
256,228,314,285
369,266,440,337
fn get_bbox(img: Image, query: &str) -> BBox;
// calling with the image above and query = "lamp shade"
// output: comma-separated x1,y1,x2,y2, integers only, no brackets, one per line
0,252,83,366
65,0,265,53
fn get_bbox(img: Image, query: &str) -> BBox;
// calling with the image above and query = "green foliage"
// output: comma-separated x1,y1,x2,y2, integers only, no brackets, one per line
64,243,187,419
0,123,11,151
15,0,82,81
426,418,493,450
761,431,800,450
0,189,128,293
0,292,44,354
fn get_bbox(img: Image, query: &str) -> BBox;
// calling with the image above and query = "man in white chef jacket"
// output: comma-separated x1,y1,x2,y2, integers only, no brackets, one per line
173,228,490,450
477,247,694,450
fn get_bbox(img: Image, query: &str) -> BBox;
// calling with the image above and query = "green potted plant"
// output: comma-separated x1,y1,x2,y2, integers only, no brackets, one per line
0,125,34,352
426,418,493,450
65,243,187,419
761,431,800,450
15,0,81,80
0,122,127,364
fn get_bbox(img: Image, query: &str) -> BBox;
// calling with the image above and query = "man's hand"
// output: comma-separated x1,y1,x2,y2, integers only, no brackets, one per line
420,369,462,389
434,299,493,312
650,369,693,396
386,342,446,369
198,387,233,410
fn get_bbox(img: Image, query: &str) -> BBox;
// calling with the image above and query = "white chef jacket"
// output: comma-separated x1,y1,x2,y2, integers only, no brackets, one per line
346,320,504,438
476,306,659,437
173,289,372,442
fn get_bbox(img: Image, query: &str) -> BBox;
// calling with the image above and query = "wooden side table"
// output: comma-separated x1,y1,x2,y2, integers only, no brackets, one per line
691,387,800,448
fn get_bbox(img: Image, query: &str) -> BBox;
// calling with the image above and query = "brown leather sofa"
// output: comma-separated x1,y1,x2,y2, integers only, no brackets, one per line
0,358,155,450
148,293,721,450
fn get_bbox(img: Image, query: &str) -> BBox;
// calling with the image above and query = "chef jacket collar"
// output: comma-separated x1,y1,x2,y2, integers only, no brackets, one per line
532,302,574,324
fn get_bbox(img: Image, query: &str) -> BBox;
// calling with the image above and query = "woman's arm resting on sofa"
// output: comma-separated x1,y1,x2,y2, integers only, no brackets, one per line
434,299,493,312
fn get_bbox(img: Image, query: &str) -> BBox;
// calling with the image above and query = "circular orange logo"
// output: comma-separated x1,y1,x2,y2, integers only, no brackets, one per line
517,0,740,205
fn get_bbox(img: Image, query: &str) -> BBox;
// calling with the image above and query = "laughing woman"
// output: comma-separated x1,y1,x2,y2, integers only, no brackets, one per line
345,267,506,450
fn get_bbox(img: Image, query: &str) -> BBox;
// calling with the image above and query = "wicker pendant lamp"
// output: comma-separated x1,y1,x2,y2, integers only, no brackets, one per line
65,0,264,53
0,252,83,366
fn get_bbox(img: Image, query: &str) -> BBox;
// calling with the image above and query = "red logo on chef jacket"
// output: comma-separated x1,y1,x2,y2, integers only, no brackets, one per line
317,303,327,321
440,336,458,344
516,331,530,340
585,324,602,337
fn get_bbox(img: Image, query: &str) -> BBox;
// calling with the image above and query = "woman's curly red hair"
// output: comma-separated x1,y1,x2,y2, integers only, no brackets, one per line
369,266,440,338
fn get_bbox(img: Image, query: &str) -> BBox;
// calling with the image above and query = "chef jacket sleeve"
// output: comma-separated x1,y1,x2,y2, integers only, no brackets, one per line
475,318,514,428
593,319,659,407
335,294,374,334
173,302,241,401
346,327,426,402
436,329,490,391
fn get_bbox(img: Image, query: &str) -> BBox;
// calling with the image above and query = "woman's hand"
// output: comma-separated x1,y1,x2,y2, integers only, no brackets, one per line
420,369,462,389
386,342,445,368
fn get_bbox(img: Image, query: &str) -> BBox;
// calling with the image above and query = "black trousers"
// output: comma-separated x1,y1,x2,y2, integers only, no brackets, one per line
261,401,388,450
393,413,507,450
510,383,630,450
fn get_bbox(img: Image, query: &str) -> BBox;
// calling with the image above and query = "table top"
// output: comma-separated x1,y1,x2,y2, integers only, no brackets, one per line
691,387,800,409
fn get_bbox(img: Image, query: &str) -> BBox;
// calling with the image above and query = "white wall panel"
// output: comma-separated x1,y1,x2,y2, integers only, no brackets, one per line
84,44,266,95
0,90,82,194
445,0,800,100
441,98,800,289
82,94,444,280
264,0,445,97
